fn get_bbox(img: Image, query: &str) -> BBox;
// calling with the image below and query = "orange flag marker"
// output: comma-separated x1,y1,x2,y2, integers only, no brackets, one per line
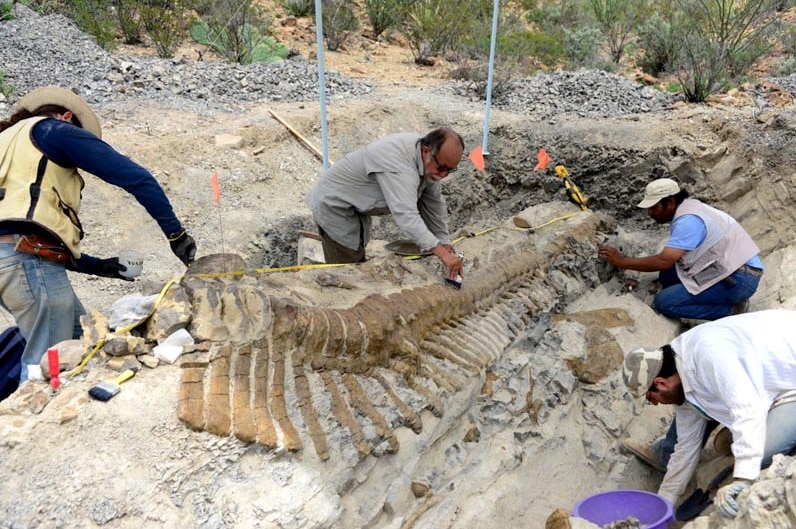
210,172,220,204
469,145,485,171
534,148,551,171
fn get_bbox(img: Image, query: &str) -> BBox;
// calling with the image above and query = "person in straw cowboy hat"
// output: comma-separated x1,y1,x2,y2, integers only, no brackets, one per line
0,85,196,384
621,310,796,518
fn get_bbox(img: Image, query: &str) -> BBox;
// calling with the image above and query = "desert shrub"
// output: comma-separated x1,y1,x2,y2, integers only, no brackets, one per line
322,0,359,51
523,0,585,32
774,57,796,76
189,0,282,64
17,0,70,15
282,0,314,17
113,0,141,44
140,0,191,58
636,11,680,76
500,30,565,68
588,0,650,63
365,0,398,39
671,0,781,102
0,70,15,98
71,0,117,50
562,25,603,67
190,21,289,64
1,2,13,21
664,81,682,93
773,22,796,75
522,0,597,68
394,0,471,65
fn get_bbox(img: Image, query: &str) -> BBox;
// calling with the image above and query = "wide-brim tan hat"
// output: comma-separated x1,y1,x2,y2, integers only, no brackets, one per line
17,86,101,138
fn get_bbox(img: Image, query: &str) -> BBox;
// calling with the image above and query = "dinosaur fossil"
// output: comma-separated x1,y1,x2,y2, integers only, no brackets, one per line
173,206,615,460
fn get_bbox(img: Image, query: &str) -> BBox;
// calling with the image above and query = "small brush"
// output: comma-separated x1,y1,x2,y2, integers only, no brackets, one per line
88,368,138,401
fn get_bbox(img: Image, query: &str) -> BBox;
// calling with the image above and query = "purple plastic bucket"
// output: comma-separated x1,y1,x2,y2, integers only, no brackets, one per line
573,490,674,529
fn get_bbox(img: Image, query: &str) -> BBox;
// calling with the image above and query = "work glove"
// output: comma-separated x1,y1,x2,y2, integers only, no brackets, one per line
71,254,134,281
715,479,751,518
168,230,197,266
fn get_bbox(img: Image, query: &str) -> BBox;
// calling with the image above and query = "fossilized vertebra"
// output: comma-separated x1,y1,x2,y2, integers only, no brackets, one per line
173,207,614,460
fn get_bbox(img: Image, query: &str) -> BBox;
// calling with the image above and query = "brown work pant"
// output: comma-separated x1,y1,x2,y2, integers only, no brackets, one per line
317,224,366,264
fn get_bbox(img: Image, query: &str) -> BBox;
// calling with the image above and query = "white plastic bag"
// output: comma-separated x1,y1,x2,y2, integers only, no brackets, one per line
108,293,159,330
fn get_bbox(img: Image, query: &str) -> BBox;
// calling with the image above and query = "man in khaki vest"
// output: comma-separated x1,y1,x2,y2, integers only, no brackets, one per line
598,178,762,321
0,86,196,384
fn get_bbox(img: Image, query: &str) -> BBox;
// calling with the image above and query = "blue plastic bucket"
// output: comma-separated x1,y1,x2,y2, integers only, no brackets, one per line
573,490,674,529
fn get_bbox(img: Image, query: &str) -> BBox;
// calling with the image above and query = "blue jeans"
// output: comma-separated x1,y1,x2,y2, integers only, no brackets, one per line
653,267,760,321
0,242,84,381
653,402,796,468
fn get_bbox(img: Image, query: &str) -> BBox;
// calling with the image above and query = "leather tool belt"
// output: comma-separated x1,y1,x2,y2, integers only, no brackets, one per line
13,234,73,265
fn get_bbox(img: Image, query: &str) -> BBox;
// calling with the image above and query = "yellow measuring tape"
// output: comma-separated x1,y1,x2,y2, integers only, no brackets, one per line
68,208,583,377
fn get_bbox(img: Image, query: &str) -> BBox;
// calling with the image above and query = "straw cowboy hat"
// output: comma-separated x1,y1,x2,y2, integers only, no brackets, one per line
17,86,102,138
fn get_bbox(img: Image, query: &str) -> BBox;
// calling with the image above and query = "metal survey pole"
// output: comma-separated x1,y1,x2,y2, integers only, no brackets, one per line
315,0,330,171
481,0,500,157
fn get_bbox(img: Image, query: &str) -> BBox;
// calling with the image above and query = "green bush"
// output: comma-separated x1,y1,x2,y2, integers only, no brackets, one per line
189,0,280,64
773,22,796,75
562,25,603,67
499,30,565,68
636,11,680,76
17,0,70,15
140,0,190,58
72,0,117,51
588,0,650,63
0,70,15,99
190,20,288,64
671,0,781,102
282,0,314,17
523,0,585,33
112,0,141,44
365,0,398,39
664,81,682,93
1,2,14,21
394,0,471,65
322,0,359,51
774,56,796,76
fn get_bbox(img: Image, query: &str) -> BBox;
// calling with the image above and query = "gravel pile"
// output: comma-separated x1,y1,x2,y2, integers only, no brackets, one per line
448,69,677,120
0,5,373,113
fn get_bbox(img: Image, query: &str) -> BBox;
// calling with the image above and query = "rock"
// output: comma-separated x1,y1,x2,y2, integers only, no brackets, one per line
411,482,430,498
38,339,87,378
144,287,192,343
215,134,244,149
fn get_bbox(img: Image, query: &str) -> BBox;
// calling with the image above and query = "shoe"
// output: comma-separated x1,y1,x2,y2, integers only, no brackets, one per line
733,299,750,315
621,438,666,472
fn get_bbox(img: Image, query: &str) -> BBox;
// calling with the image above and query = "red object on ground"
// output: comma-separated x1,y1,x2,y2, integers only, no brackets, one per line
47,347,60,389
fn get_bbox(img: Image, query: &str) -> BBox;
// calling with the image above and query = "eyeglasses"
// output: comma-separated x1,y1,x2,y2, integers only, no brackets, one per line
433,152,457,173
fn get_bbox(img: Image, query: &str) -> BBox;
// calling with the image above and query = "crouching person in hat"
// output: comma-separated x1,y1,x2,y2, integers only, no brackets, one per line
598,178,763,321
620,309,796,518
0,86,197,382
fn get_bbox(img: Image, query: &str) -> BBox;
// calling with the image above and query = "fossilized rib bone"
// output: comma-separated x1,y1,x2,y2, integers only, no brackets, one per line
176,210,613,460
